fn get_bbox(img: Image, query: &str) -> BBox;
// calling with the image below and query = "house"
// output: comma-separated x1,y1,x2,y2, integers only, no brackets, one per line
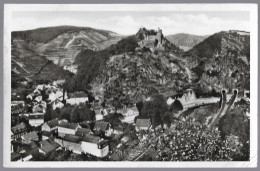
75,128,92,137
38,140,60,155
11,104,24,115
120,106,139,123
48,90,67,102
54,135,82,154
21,131,39,144
39,101,47,109
11,122,27,140
26,93,34,101
93,122,113,137
52,99,64,110
34,96,43,103
81,135,109,158
28,114,44,127
66,92,89,105
42,131,53,140
53,79,66,87
56,90,66,101
11,101,25,107
35,84,45,91
135,119,151,131
57,121,81,137
32,104,46,113
113,126,124,135
41,118,59,132
33,89,41,96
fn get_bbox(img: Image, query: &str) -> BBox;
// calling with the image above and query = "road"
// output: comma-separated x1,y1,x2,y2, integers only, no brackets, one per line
209,90,237,128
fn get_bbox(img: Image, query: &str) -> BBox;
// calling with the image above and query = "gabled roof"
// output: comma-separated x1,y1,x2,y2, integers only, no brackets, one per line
29,114,44,120
75,128,91,137
79,121,91,129
58,121,70,128
39,143,54,154
46,118,59,128
22,131,38,140
11,122,27,134
48,140,60,149
94,122,110,132
82,134,100,144
39,139,60,154
68,91,88,98
136,119,151,128
58,121,79,130
42,131,52,137
63,134,82,143
69,123,79,130
39,139,49,147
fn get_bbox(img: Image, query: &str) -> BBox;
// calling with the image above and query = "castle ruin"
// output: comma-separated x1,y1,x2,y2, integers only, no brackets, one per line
138,27,166,51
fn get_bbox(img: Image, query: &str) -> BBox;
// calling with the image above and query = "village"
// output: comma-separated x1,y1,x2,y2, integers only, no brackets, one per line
10,74,250,162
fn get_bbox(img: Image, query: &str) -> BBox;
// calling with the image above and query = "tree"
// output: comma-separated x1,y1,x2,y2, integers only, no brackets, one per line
70,106,80,123
104,112,124,128
44,105,53,122
140,94,168,128
136,101,143,114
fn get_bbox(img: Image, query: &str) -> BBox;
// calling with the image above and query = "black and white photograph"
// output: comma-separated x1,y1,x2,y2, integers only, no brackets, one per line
3,3,258,168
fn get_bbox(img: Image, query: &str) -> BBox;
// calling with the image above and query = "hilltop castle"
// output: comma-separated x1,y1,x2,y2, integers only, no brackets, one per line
138,27,166,51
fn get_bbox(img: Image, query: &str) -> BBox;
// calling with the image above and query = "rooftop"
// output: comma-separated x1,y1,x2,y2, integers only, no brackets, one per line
11,122,27,134
68,91,88,98
136,119,151,128
82,134,100,144
46,118,59,128
94,122,110,132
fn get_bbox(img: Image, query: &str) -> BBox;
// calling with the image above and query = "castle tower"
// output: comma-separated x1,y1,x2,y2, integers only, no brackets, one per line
157,27,163,46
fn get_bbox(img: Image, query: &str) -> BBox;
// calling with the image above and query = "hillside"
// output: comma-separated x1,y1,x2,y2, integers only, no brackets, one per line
72,28,188,106
11,26,124,83
166,33,208,51
183,30,250,94
12,26,124,67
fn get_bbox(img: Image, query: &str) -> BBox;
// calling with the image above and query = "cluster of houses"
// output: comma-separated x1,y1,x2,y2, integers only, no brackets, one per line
11,114,155,161
11,117,115,161
13,80,88,127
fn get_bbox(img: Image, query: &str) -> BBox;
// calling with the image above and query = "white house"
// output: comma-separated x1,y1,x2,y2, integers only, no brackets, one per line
52,99,64,110
135,119,151,132
34,96,42,103
28,114,44,127
66,92,89,105
57,121,81,137
81,135,109,158
35,84,45,91
48,90,67,102
41,118,59,132
93,122,113,137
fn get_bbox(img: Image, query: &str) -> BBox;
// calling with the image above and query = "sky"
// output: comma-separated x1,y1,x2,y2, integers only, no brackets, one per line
11,11,250,36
